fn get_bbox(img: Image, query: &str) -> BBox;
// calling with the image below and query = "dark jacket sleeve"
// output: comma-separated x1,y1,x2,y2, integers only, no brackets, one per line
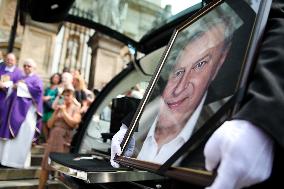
234,0,284,147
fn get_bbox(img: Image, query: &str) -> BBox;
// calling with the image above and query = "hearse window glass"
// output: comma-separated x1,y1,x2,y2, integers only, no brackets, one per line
78,81,148,154
71,0,202,41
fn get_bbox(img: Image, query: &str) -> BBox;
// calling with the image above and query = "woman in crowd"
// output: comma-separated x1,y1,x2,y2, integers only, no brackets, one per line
38,85,81,189
42,73,61,142
72,74,88,114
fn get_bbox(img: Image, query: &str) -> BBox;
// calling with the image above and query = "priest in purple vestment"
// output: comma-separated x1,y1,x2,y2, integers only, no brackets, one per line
0,53,23,131
0,58,43,168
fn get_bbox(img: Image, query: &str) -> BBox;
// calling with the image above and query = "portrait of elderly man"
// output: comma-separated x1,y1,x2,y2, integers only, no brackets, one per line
0,58,43,168
111,3,243,167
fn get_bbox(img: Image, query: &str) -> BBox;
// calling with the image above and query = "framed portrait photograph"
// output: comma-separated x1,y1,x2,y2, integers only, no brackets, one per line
115,0,272,186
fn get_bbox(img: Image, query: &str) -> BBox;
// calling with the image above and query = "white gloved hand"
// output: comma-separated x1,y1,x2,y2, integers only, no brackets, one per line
110,124,135,168
204,120,274,189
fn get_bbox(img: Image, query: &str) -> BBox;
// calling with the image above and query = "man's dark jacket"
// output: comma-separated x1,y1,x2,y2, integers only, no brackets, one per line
234,0,284,188
173,0,284,188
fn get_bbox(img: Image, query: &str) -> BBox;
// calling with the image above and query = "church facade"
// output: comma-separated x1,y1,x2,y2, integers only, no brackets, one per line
0,0,163,89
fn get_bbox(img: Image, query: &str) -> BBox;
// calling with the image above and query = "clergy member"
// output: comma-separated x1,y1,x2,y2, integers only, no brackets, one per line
0,53,23,127
0,58,43,168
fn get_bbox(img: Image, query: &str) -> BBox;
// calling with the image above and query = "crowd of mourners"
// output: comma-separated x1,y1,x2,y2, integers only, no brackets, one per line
0,51,96,188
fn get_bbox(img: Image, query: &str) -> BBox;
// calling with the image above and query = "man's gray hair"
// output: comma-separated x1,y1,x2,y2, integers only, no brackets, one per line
164,2,243,75
23,58,37,68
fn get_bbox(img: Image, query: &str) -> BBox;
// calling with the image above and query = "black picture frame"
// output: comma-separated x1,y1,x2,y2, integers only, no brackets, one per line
116,0,272,186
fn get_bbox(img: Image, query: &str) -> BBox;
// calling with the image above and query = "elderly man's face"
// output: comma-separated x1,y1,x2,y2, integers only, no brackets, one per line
23,63,34,75
158,23,229,129
5,54,16,68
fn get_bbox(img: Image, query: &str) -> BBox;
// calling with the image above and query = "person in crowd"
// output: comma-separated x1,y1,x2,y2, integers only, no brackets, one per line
0,58,43,168
93,88,100,97
59,72,72,91
72,74,88,114
125,85,144,99
85,88,95,107
72,69,95,109
38,84,81,189
42,73,61,142
55,67,72,96
52,71,79,111
71,68,80,78
111,3,242,166
0,53,23,126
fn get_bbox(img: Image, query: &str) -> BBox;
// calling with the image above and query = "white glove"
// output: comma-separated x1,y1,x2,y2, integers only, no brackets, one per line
110,124,135,168
204,120,274,189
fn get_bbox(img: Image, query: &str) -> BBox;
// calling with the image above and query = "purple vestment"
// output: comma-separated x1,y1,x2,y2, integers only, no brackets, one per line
0,73,43,140
0,64,23,130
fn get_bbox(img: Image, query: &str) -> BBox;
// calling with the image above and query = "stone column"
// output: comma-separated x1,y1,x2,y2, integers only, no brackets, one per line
19,16,59,84
88,33,125,90
0,0,24,56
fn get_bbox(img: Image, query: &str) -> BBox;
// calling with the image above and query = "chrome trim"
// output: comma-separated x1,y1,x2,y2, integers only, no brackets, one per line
50,160,165,183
